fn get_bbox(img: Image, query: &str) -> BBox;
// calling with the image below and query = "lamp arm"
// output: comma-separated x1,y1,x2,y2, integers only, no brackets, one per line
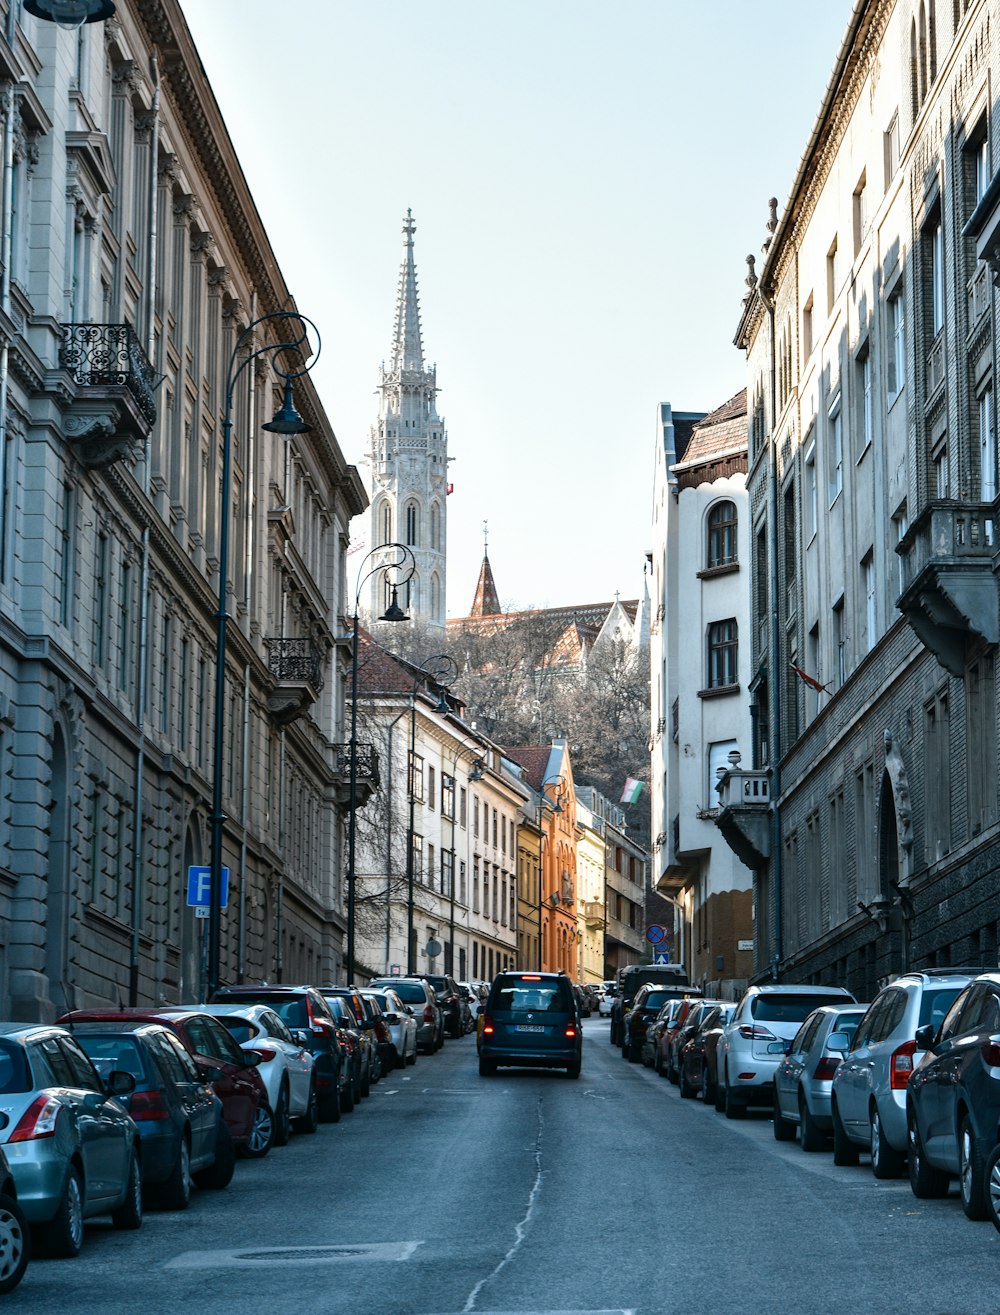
225,311,321,402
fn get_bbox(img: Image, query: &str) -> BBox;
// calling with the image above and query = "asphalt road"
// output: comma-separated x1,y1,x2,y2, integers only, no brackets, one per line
11,1016,1000,1314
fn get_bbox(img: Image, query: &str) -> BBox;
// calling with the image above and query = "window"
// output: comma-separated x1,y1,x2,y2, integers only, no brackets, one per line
853,172,868,255
411,834,423,883
409,753,424,802
707,740,738,808
707,620,738,689
931,219,945,335
460,787,467,827
58,484,74,630
492,808,498,848
473,859,480,912
473,796,480,839
117,561,132,692
828,399,843,502
975,135,991,205
442,848,453,897
93,532,108,670
829,787,846,922
855,760,876,901
430,502,440,551
980,387,996,502
857,347,873,454
160,614,172,734
707,501,738,567
804,441,818,539
933,438,949,498
893,504,909,597
862,550,876,652
427,765,436,811
887,289,905,402
967,652,997,836
833,596,846,687
924,687,952,861
379,501,392,545
441,773,455,819
827,237,839,314
884,113,900,188
405,502,418,546
802,294,814,360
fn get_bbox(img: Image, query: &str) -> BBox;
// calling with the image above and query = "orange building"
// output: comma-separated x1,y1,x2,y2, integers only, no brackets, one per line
504,741,580,977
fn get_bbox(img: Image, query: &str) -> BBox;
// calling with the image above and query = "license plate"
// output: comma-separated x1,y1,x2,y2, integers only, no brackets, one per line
515,1025,545,1033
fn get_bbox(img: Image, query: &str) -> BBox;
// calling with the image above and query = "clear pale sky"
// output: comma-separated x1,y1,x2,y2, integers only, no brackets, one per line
179,1,853,617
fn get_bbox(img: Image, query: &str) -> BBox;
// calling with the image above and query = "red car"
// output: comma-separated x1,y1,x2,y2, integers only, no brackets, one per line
59,1009,272,1157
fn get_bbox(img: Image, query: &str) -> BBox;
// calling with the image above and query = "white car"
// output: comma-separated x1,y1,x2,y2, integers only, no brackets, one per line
364,988,418,1067
599,989,616,1017
198,1004,317,1142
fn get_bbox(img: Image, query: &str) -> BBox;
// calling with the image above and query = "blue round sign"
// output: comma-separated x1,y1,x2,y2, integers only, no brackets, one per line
645,923,667,945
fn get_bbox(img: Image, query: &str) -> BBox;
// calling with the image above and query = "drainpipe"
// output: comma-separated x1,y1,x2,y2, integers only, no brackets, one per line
129,53,159,1004
237,293,258,981
0,83,15,582
383,704,409,973
757,283,783,979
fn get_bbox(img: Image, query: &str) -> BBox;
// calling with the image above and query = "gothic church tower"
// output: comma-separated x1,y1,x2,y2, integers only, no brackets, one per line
365,211,448,626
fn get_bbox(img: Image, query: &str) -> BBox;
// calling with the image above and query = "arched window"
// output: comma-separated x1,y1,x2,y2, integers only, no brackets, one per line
379,501,392,546
405,501,418,546
707,501,738,568
430,573,441,620
918,3,928,104
430,502,440,551
928,0,937,83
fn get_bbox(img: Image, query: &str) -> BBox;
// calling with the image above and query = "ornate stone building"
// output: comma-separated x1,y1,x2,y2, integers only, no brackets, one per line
720,0,1000,998
0,0,365,1018
363,211,449,627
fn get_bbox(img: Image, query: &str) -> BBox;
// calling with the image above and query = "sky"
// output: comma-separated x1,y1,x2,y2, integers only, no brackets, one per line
179,1,853,618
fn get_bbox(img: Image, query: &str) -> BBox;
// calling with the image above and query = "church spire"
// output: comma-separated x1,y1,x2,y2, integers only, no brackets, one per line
470,522,500,617
391,209,424,373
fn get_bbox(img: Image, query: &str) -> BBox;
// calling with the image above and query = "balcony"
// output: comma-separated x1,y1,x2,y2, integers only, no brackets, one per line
897,501,999,676
332,742,380,809
265,637,325,724
582,900,604,927
713,769,771,869
60,323,157,467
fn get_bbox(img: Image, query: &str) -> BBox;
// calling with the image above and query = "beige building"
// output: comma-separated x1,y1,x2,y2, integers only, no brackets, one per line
575,792,609,985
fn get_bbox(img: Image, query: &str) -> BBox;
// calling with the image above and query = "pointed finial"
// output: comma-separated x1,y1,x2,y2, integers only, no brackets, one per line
745,254,758,289
483,519,489,556
767,197,778,233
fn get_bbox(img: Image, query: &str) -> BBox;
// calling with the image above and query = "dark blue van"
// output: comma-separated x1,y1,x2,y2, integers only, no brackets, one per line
479,971,582,1079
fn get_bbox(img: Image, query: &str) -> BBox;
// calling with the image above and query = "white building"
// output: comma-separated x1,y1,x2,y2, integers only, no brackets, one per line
650,394,755,990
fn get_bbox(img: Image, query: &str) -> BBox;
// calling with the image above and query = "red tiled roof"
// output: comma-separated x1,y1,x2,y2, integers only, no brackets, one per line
501,745,552,791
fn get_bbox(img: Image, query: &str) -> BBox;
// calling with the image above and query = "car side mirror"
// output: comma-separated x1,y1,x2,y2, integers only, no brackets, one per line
106,1069,137,1098
291,1029,310,1047
914,1023,936,1051
827,1031,849,1053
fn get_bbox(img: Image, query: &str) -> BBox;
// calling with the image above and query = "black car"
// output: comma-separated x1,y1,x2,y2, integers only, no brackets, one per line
210,985,344,1124
421,974,464,1039
324,996,363,1112
69,1021,224,1208
907,971,1000,1219
479,971,582,1078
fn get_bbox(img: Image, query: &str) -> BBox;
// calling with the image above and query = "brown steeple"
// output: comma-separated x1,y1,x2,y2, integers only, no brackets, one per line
469,520,500,617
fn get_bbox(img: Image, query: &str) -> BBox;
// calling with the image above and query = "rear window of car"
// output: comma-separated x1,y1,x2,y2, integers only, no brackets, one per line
643,989,681,1009
386,982,427,1004
918,987,962,1030
75,1035,149,1081
752,994,845,1024
217,993,308,1029
0,1040,31,1094
491,981,573,1013
217,1017,256,1045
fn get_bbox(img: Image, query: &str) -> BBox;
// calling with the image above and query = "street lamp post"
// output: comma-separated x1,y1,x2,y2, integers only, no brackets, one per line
345,544,415,985
404,655,457,974
207,310,318,1002
536,775,565,972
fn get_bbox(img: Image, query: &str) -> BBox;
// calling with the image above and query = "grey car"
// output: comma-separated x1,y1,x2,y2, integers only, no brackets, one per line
0,1024,142,1257
369,979,442,1054
772,1004,867,1150
829,969,978,1178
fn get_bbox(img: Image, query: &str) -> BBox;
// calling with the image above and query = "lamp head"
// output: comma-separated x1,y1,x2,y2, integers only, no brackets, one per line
469,759,485,782
262,376,311,435
25,0,114,26
379,584,409,623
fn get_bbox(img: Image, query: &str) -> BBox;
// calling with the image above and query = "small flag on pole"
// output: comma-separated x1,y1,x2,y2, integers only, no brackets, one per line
790,662,829,693
446,483,454,495
620,777,644,804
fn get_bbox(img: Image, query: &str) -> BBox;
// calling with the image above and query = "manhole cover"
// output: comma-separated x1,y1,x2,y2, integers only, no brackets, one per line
237,1247,367,1261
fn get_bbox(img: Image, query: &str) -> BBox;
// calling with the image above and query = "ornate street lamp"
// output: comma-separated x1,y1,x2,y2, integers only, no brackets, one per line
344,544,416,984
207,310,318,1001
25,0,114,27
536,774,565,971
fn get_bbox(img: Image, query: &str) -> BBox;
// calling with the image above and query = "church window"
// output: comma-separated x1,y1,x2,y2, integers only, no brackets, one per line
430,503,440,550
405,502,419,546
431,573,441,619
379,502,392,545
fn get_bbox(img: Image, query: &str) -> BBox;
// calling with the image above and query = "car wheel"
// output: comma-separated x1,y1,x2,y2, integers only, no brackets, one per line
43,1166,84,1258
273,1084,292,1148
295,1081,319,1135
702,1068,716,1105
193,1119,235,1190
869,1106,904,1179
566,1059,581,1079
156,1135,192,1210
907,1112,949,1198
772,1085,795,1140
241,1101,275,1158
799,1092,826,1152
0,1193,29,1294
832,1100,860,1166
360,1062,371,1098
406,1042,417,1066
679,1066,696,1099
984,1142,1000,1234
724,1079,746,1120
714,1073,726,1113
319,1089,341,1124
479,1056,496,1077
340,1076,355,1114
626,1040,641,1063
959,1116,989,1220
111,1149,143,1231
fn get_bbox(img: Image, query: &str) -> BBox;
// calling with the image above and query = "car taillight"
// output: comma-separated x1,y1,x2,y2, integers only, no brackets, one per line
423,1004,435,1023
481,1015,495,1036
564,1022,578,1039
890,1039,917,1089
814,1056,840,1081
739,1024,776,1041
130,1089,171,1121
252,1047,277,1063
9,1095,61,1142
981,1040,1000,1066
306,998,327,1034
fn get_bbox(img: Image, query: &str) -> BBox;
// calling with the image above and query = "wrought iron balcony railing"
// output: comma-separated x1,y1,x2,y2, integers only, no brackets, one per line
266,637,325,691
334,743,380,787
61,323,157,427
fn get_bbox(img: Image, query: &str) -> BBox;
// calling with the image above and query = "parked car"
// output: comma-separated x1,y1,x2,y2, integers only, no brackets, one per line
421,974,465,1039
325,987,381,1090
668,1000,725,1087
198,1005,317,1143
369,978,443,1054
574,985,592,1018
458,982,485,1032
647,998,691,1072
63,1008,271,1156
209,985,344,1123
611,964,690,1046
906,971,1000,1219
360,994,396,1078
0,1023,141,1258
0,1140,28,1293
479,971,582,1078
679,1004,734,1102
772,1004,867,1149
68,1019,225,1208
599,986,617,1018
716,984,856,1118
623,984,697,1063
363,989,417,1069
323,995,364,1112
829,969,977,1178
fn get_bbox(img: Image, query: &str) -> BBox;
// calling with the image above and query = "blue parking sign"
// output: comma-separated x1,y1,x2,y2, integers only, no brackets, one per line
186,866,229,909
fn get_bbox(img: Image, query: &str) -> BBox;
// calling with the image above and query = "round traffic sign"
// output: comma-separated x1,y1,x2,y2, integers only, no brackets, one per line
645,923,667,945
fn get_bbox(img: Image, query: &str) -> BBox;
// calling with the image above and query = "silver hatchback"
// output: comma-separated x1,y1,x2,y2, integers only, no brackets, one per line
772,1004,867,1150
830,969,980,1178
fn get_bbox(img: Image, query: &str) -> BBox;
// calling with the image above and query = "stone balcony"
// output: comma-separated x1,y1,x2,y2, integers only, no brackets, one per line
897,501,998,676
582,900,604,927
714,768,771,869
265,637,325,724
332,742,380,809
60,323,157,467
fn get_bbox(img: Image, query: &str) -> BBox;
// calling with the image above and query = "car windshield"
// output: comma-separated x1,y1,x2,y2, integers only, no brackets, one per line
0,1039,31,1094
919,987,962,1030
492,982,572,1012
75,1034,149,1081
751,994,844,1024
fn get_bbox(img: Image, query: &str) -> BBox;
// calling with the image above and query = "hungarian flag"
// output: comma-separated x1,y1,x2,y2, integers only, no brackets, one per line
620,777,644,804
790,662,829,693
446,483,454,495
